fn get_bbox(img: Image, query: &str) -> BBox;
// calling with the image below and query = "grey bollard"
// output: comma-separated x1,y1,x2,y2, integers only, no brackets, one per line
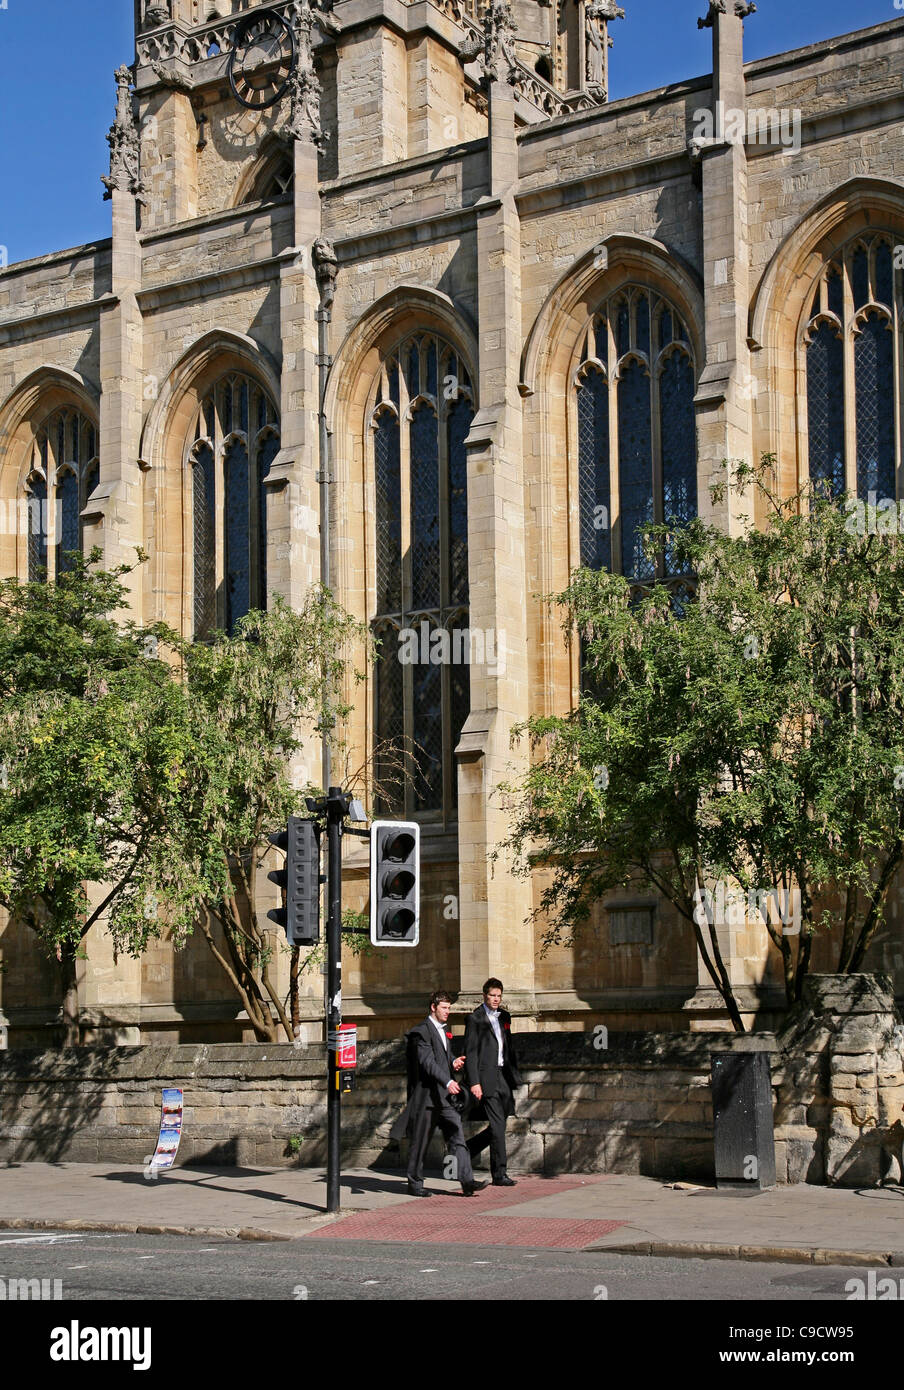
710,1051,776,1190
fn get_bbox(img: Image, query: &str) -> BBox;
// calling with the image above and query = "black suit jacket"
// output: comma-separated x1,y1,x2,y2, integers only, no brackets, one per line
389,1018,458,1141
464,1005,522,1099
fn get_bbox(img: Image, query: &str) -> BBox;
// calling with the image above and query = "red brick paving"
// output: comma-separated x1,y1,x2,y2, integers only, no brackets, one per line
306,1174,626,1250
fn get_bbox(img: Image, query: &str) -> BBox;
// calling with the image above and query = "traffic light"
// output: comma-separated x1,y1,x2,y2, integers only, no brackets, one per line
267,816,320,945
370,820,420,946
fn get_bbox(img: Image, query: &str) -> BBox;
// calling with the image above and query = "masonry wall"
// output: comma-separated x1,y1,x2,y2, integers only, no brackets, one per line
3,12,904,1043
2,978,901,1184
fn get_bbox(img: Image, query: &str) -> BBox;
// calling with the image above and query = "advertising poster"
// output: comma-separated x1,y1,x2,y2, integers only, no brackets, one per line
145,1088,184,1177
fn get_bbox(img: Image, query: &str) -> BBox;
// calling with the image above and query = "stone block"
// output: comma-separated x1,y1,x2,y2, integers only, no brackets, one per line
826,1136,881,1186
567,1134,608,1172
830,1055,875,1075
505,1131,544,1171
541,1132,572,1172
650,1137,714,1181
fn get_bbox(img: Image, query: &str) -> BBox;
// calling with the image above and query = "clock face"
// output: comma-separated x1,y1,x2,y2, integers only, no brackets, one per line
227,10,296,111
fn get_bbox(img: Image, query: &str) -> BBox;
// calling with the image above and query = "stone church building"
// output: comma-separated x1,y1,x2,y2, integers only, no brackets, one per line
1,0,903,1045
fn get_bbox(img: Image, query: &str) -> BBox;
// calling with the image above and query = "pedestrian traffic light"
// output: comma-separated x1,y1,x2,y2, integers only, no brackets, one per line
370,820,420,946
267,816,320,945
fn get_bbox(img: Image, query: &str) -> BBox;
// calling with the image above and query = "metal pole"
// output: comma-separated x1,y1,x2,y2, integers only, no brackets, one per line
326,785,343,1213
317,304,332,797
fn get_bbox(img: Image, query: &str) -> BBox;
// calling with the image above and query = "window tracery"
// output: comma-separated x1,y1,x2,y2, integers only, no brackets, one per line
370,332,473,824
575,287,697,585
24,408,98,582
189,372,280,639
805,233,900,502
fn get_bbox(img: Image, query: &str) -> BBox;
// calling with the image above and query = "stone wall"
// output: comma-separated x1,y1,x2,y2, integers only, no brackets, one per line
1,977,901,1184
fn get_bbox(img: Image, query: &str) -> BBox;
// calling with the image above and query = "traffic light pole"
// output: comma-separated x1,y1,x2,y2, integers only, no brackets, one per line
326,786,344,1214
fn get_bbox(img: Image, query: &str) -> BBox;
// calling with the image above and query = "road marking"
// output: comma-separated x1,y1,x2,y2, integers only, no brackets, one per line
0,1235,83,1246
363,1280,379,1285
473,1260,490,1264
67,1265,88,1270
419,1268,439,1273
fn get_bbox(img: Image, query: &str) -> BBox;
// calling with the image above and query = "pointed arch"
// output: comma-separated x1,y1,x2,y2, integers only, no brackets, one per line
0,366,100,581
139,329,281,470
138,330,281,637
519,237,702,717
325,286,478,829
520,233,704,398
232,136,295,208
747,177,904,497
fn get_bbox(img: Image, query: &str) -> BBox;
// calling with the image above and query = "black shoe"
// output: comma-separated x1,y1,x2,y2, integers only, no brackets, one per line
407,1182,431,1198
461,1180,488,1196
492,1175,517,1187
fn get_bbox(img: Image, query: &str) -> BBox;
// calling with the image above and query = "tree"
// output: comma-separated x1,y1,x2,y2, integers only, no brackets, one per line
0,552,369,1045
147,588,369,1043
0,551,193,1044
500,461,904,1031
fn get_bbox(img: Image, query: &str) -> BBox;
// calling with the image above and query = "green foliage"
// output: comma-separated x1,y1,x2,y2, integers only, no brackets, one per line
501,460,904,1024
0,553,370,1043
0,550,191,956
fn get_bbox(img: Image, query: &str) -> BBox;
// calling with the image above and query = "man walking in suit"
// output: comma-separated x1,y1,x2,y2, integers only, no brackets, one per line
390,991,488,1198
465,978,523,1187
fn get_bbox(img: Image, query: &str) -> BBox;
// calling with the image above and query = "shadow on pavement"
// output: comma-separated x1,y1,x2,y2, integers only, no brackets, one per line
98,1165,414,1213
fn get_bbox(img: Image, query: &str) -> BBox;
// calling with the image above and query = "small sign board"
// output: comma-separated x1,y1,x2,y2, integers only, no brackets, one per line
143,1087,184,1180
328,1024,357,1068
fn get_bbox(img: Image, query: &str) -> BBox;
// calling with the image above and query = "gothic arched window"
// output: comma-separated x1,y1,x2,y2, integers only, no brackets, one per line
370,333,473,824
805,234,899,502
575,287,697,585
189,372,280,639
24,408,98,582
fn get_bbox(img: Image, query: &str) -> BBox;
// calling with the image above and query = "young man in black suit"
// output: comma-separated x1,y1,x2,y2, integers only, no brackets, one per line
464,978,523,1186
390,990,487,1198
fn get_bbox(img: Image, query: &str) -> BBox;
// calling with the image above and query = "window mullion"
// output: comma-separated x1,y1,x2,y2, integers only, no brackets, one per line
650,355,663,579
214,398,224,630
47,416,60,583
438,378,451,828
608,311,621,573
400,365,413,817
842,250,858,495
890,258,895,503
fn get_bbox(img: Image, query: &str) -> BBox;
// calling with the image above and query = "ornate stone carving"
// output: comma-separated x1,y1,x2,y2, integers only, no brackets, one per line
583,1,624,103
143,3,171,30
101,66,146,203
458,1,519,87
285,0,341,148
312,237,338,311
698,0,755,27
149,59,196,92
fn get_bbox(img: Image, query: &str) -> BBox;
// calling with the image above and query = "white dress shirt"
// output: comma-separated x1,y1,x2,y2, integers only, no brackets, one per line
483,1004,504,1065
429,1014,456,1090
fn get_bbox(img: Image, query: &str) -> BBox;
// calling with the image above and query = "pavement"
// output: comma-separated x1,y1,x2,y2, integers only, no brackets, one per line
1,1162,904,1266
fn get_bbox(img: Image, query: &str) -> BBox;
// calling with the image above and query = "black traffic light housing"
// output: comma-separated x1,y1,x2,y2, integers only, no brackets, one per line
370,820,420,946
267,816,320,945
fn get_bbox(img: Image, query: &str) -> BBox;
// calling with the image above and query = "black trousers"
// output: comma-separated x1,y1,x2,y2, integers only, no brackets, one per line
407,1100,474,1186
467,1072,513,1178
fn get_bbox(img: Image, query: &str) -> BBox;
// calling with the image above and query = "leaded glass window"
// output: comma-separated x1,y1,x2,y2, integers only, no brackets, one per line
189,373,279,640
805,233,901,502
575,288,697,587
370,333,474,824
24,408,99,582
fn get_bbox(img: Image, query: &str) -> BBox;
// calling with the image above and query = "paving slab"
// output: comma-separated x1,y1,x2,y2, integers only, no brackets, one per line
0,1163,902,1264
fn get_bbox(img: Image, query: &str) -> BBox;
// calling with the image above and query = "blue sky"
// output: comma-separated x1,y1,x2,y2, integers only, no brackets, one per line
0,0,896,266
